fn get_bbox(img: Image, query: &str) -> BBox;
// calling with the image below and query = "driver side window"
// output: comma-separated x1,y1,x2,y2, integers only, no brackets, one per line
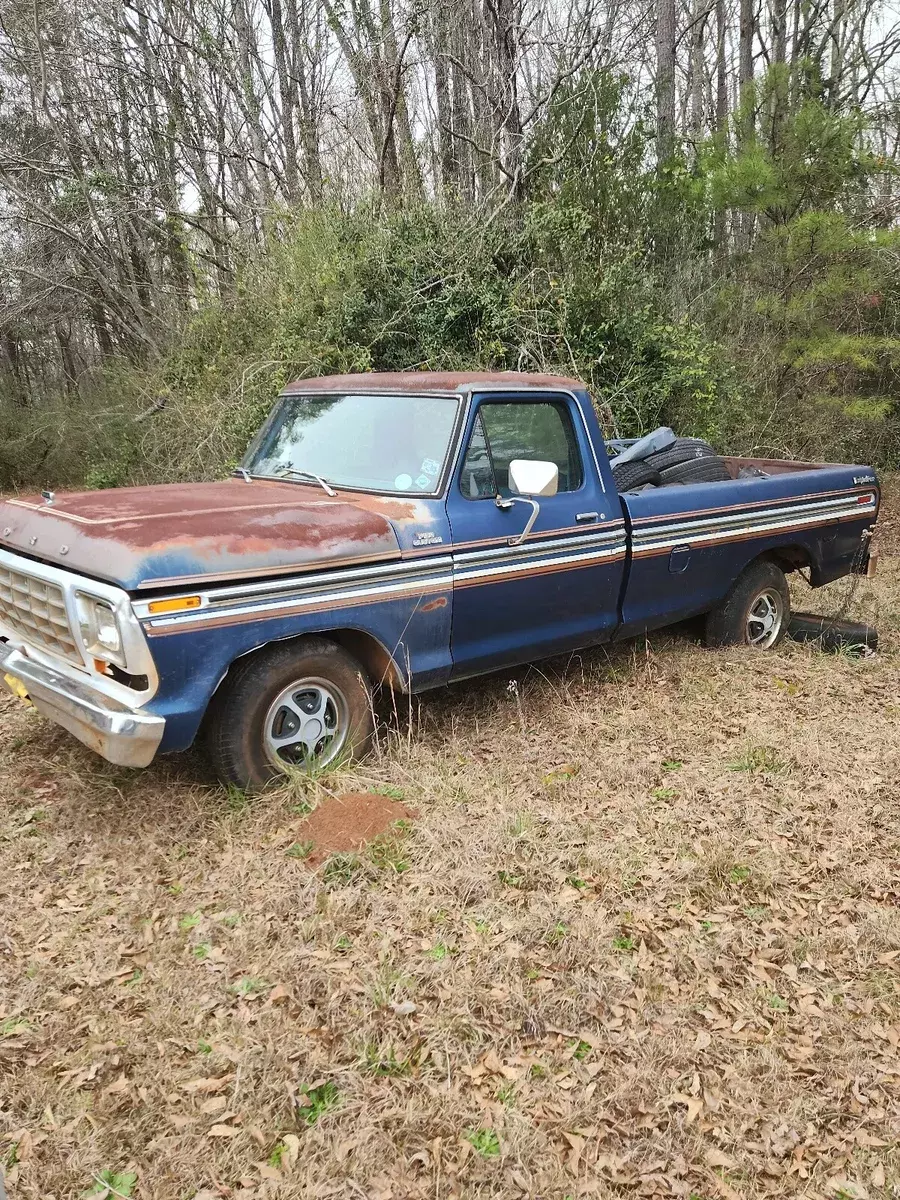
459,401,584,500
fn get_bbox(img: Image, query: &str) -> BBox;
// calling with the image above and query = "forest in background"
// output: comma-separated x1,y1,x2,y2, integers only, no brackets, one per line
1,0,899,489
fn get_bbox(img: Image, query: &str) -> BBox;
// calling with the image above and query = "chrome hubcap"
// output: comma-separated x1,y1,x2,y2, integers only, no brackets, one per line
747,589,784,648
263,677,348,771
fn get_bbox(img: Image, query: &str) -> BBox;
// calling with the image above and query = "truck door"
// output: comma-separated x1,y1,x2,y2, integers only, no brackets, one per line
445,391,627,679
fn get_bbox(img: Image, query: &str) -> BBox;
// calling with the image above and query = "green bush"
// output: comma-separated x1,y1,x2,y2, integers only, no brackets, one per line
108,205,724,485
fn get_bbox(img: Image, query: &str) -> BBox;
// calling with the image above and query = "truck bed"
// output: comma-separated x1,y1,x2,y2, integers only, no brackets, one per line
613,456,878,638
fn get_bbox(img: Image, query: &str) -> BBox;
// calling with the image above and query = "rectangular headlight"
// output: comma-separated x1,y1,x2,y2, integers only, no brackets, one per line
75,594,127,668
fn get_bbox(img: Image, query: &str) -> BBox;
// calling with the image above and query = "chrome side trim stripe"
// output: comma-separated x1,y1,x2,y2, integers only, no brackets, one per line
632,497,876,556
454,542,625,584
456,529,626,566
633,492,875,543
145,570,456,632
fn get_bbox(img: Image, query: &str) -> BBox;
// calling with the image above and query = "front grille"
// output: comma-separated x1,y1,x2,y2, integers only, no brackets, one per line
0,566,81,664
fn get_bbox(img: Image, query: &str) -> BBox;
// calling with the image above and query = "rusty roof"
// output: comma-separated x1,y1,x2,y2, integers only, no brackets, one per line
280,370,585,395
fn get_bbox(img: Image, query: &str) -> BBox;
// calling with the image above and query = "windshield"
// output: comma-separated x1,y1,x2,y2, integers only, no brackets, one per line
245,392,461,494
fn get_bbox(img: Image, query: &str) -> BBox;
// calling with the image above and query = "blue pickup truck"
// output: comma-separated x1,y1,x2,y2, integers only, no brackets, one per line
0,371,879,788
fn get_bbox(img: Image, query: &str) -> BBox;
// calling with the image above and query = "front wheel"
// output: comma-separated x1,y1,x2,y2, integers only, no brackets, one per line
205,637,374,790
705,560,790,650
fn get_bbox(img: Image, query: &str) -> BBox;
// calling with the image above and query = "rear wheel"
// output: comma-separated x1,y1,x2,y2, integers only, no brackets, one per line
705,560,790,650
206,637,374,790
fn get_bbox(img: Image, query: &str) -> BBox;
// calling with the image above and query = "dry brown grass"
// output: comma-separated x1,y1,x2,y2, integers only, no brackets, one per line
2,517,900,1199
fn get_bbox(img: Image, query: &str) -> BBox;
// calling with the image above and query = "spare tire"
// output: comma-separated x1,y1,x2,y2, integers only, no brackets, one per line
612,459,661,491
659,455,730,485
645,436,719,473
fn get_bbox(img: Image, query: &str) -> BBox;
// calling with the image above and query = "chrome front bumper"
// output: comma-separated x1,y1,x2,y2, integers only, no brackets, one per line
0,643,165,767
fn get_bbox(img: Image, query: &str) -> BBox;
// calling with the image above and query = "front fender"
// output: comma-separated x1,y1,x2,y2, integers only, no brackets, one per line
143,587,452,753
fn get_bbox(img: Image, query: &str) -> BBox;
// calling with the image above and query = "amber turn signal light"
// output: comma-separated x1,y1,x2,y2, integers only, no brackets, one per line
147,595,202,614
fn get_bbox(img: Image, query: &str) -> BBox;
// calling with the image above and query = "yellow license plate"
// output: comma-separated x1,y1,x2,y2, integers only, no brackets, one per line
3,672,32,706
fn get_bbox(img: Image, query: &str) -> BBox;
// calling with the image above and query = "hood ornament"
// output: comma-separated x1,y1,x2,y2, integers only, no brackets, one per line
41,489,55,505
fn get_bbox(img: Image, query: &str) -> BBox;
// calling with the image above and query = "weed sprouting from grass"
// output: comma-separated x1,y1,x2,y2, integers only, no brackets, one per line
426,942,449,961
373,784,405,800
268,1141,289,1168
229,976,269,997
729,864,752,884
495,1082,516,1106
323,852,362,886
729,745,786,773
298,1080,339,1125
197,1040,213,1055
362,1042,411,1077
179,911,202,932
286,840,314,859
465,1127,500,1157
543,764,579,786
652,786,677,800
369,821,411,873
613,934,635,952
0,1016,29,1036
545,921,569,946
571,1038,592,1061
662,759,683,771
565,875,587,890
766,993,789,1011
84,1169,137,1197
497,869,525,888
223,784,251,814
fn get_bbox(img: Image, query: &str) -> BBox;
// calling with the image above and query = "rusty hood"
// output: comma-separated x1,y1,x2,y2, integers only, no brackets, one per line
0,480,402,591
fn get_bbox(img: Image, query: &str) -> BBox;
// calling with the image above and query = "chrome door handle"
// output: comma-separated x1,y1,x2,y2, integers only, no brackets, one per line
576,511,599,523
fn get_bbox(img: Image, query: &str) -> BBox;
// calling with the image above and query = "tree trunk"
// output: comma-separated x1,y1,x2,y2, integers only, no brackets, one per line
656,0,677,163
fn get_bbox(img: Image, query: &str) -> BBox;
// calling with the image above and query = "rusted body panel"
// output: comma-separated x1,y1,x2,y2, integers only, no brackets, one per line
0,480,401,591
281,370,584,395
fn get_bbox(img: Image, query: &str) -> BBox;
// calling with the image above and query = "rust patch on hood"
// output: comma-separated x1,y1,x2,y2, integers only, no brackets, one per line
0,479,401,591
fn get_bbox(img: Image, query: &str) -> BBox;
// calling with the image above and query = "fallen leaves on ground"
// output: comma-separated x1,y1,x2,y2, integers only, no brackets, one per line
0,554,899,1197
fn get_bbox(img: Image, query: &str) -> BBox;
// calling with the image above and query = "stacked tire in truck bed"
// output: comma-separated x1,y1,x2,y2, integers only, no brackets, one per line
612,437,730,492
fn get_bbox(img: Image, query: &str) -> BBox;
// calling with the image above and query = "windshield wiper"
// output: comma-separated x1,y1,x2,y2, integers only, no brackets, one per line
272,465,337,497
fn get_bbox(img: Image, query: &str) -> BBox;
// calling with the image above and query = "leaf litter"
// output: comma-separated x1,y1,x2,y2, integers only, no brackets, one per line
0,525,899,1196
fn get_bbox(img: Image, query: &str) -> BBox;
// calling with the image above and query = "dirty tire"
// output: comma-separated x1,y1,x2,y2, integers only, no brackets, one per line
645,437,719,473
205,637,374,791
658,454,730,485
705,560,790,650
612,459,661,491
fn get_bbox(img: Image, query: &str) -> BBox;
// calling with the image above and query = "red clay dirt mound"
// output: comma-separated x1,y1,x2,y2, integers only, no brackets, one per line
293,792,413,866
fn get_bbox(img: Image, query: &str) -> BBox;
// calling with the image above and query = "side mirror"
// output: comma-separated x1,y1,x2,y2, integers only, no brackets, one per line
508,459,559,497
